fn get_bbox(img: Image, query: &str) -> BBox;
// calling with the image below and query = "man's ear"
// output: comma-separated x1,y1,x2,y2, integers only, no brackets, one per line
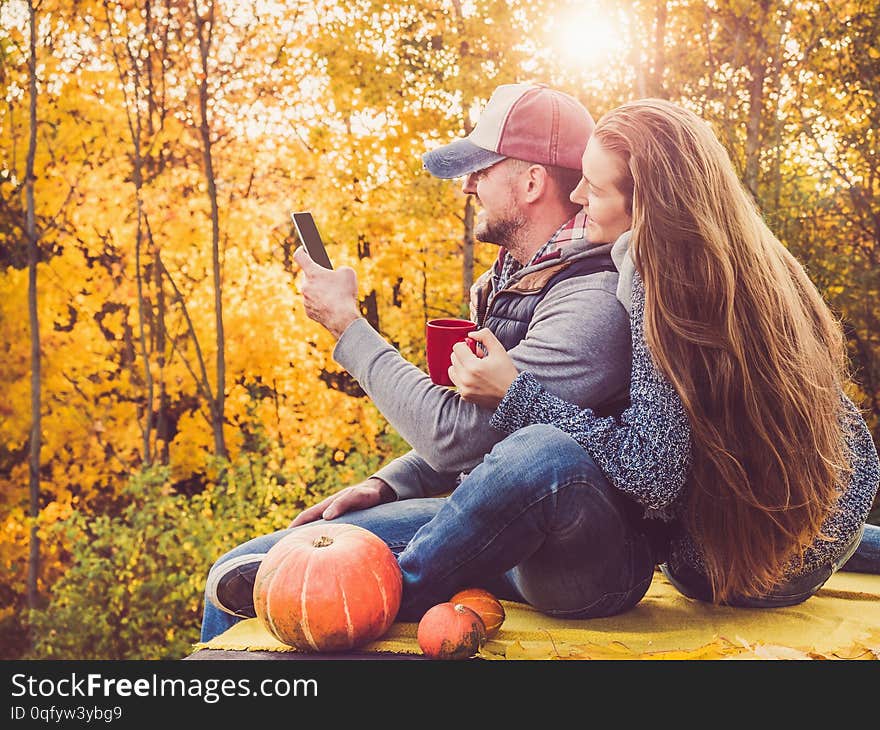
522,164,548,204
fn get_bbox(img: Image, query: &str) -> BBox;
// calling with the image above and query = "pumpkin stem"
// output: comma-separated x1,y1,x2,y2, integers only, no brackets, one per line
312,535,334,548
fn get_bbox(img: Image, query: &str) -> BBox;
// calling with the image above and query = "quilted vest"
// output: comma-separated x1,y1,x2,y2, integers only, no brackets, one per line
471,251,629,417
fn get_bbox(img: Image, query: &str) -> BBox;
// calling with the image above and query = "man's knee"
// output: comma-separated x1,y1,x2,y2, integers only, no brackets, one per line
496,423,573,448
484,424,602,486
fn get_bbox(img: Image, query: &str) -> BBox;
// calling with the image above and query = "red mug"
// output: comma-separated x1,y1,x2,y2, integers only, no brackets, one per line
426,318,477,386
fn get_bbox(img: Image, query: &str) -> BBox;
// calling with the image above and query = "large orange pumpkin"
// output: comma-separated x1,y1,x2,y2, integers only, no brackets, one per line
253,523,402,652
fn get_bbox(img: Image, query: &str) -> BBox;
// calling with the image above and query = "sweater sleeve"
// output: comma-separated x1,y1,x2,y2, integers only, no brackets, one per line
797,393,880,569
371,450,461,501
490,276,692,512
332,279,630,475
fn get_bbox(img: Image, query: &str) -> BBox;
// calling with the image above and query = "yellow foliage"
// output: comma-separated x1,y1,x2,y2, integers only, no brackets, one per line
0,0,878,659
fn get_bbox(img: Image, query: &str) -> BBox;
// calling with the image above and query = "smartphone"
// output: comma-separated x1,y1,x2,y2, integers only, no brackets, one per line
290,211,333,270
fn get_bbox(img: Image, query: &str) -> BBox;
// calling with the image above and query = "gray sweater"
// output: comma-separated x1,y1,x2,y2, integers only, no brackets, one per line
333,238,632,500
490,269,880,578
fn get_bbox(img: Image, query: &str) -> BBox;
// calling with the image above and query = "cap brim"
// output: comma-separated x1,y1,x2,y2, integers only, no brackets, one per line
422,139,507,179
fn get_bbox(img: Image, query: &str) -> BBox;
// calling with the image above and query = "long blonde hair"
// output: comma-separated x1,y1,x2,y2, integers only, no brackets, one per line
595,99,851,602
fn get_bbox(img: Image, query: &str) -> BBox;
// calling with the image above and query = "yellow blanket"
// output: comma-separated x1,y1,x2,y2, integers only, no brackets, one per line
193,570,880,660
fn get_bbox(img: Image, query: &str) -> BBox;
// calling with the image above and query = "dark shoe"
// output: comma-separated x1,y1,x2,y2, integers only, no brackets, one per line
205,553,264,618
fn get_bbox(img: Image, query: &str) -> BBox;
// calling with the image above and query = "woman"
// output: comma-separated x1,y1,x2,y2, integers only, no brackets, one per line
449,98,880,606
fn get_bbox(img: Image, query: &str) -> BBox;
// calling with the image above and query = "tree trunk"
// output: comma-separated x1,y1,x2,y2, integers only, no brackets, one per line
133,168,154,464
744,1,771,198
649,0,668,97
105,0,175,467
155,244,169,465
629,3,647,98
452,0,476,309
25,0,41,613
356,234,380,331
458,103,475,308
195,0,227,459
462,196,474,309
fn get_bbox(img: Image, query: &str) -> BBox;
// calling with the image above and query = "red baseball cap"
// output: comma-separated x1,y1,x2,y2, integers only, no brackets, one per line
422,83,595,178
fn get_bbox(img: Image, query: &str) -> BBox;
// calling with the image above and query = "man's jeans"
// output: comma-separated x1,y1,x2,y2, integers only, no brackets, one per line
200,424,656,643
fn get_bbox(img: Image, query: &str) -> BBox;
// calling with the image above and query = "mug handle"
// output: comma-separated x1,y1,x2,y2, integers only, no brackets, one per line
465,336,484,357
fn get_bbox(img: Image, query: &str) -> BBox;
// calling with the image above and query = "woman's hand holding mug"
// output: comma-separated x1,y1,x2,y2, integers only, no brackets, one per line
448,328,519,409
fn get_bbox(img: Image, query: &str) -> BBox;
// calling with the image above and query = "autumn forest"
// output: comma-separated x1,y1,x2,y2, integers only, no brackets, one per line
1,0,878,659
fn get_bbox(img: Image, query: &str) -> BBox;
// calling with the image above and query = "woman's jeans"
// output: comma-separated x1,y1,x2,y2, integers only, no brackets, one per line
200,424,656,642
842,522,880,574
662,523,866,608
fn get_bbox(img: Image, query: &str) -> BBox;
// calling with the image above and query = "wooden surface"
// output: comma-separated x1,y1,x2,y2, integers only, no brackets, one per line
185,648,428,661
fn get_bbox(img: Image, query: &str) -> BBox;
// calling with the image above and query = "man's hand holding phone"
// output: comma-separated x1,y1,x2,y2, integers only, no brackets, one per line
291,211,334,270
293,246,361,339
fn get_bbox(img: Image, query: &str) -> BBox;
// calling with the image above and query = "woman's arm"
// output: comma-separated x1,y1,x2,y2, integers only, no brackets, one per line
451,277,692,512
491,370,690,511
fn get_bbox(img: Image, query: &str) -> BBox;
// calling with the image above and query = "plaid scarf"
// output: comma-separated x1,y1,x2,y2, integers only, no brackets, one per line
490,210,588,296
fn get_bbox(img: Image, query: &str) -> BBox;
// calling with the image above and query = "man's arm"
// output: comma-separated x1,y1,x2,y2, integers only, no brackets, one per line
333,275,631,473
371,449,462,501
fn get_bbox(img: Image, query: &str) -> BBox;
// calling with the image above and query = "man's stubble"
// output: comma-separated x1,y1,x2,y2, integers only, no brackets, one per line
474,204,528,260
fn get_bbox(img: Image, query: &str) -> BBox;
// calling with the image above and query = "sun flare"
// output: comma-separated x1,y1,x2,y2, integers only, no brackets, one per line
551,2,630,69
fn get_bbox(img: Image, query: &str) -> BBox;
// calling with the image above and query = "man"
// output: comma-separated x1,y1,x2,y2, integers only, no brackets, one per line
199,83,633,641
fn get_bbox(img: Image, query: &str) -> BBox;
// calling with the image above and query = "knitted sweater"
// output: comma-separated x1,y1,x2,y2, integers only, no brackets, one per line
490,271,880,580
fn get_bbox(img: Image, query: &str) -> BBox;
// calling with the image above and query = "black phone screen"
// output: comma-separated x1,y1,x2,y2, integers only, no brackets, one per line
291,211,333,270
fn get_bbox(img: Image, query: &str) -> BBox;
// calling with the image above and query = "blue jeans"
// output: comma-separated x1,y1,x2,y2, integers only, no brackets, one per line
662,522,866,608
841,522,880,574
200,424,656,642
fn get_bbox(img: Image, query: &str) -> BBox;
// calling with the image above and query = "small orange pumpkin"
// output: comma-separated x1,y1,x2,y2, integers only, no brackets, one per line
253,523,402,652
417,602,487,660
449,587,505,638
